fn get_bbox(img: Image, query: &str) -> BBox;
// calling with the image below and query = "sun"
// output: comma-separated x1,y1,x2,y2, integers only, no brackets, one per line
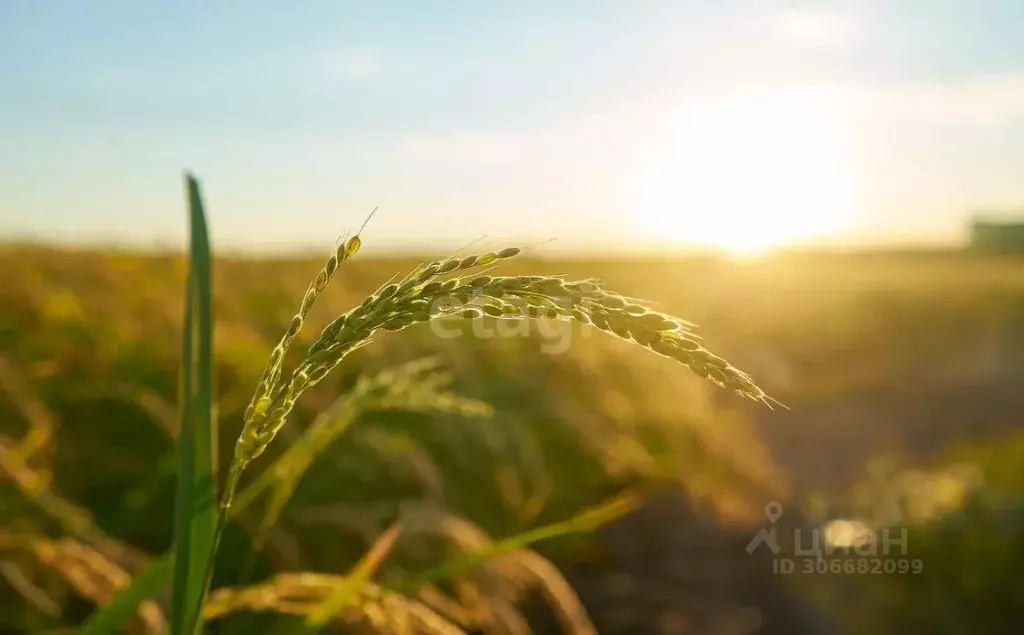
620,87,857,257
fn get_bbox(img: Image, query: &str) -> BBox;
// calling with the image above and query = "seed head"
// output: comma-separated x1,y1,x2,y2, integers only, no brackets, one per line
674,336,700,351
286,316,303,338
299,288,317,315
345,235,362,258
229,240,775,517
638,312,675,331
324,254,339,277
437,259,460,273
475,252,498,267
312,271,328,293
600,295,626,309
382,315,414,331
417,264,440,282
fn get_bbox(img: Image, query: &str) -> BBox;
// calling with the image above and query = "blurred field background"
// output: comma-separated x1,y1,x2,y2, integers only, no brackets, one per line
3,243,1023,634
5,2,1024,633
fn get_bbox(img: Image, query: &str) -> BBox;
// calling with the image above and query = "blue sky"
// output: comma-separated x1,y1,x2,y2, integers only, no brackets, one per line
2,1,1024,253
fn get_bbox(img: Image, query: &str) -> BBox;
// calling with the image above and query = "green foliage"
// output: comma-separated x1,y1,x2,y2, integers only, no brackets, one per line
79,555,174,635
169,175,219,635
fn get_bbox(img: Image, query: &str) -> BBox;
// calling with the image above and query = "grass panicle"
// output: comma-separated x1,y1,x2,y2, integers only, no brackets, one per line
0,532,166,634
226,243,773,517
226,215,373,507
204,572,464,635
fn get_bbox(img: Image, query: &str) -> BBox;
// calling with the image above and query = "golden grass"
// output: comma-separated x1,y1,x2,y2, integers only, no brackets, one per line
8,240,1020,633
0,532,165,634
204,572,465,635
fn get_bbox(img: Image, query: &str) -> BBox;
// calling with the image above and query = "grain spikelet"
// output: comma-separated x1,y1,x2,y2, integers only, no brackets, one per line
229,218,372,503
204,572,465,635
0,533,166,634
225,235,774,520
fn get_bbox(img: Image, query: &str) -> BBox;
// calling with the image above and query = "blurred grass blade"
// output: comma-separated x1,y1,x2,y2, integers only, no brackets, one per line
79,554,174,635
305,522,404,628
169,173,219,635
394,492,641,594
79,438,282,632
169,187,197,635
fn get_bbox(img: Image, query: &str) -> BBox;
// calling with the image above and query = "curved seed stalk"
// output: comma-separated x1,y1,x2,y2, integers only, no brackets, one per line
204,572,464,635
224,241,777,517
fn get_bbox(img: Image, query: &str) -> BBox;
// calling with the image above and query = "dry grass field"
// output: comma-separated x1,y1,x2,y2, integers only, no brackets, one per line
2,243,1023,634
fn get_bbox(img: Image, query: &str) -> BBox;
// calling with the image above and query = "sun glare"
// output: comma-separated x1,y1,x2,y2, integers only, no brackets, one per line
621,88,857,257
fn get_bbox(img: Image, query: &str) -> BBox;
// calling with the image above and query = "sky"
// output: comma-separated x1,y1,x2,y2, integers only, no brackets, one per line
2,0,1024,254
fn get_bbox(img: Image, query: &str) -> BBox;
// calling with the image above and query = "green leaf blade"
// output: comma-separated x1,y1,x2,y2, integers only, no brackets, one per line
169,173,219,635
78,554,175,635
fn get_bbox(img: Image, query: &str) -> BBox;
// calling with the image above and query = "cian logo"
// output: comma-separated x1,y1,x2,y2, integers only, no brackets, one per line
746,501,783,555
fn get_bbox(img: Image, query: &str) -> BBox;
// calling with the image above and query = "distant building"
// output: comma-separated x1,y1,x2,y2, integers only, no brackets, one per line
969,216,1024,253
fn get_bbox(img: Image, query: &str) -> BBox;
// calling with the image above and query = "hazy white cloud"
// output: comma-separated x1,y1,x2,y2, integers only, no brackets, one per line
754,73,1024,127
661,73,1024,128
384,70,1024,183
768,6,865,48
